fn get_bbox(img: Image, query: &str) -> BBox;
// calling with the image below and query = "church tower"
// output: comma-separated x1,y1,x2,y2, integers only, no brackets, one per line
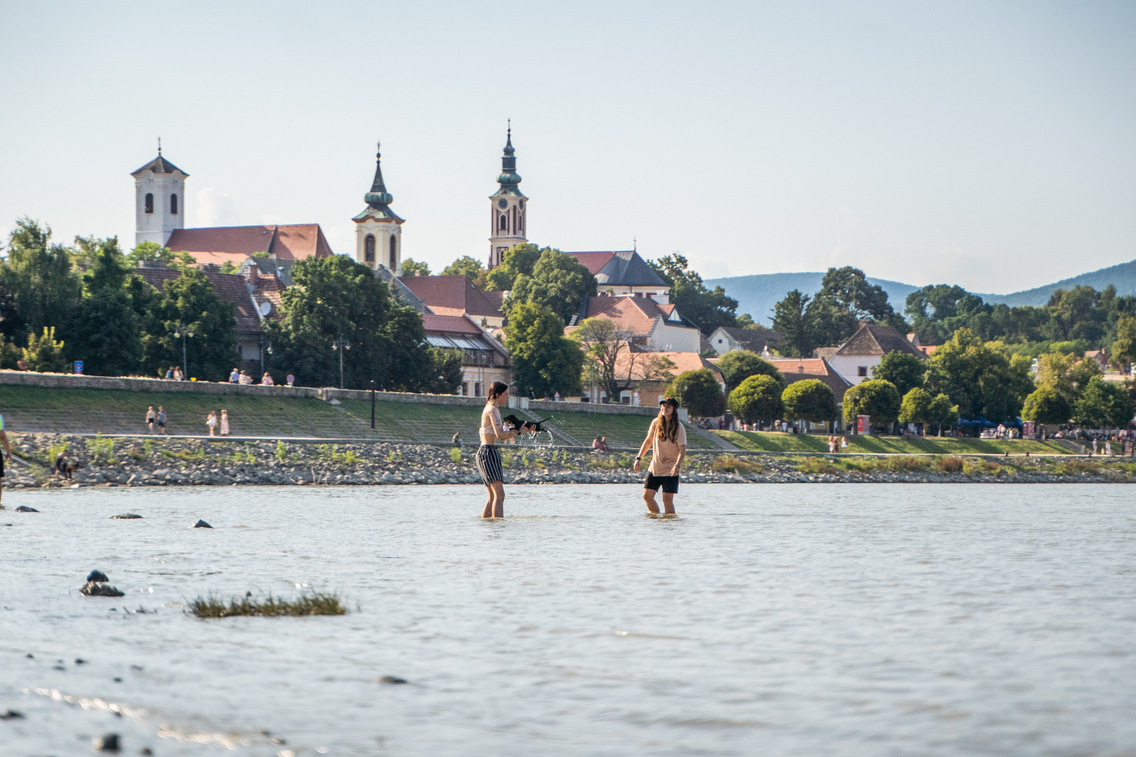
488,125,528,269
354,142,405,273
131,142,187,248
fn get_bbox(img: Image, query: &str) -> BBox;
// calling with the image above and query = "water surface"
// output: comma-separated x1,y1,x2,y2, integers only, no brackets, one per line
2,484,1134,756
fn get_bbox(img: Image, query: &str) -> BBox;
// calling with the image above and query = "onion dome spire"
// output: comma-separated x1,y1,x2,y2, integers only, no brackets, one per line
497,121,522,191
365,141,394,208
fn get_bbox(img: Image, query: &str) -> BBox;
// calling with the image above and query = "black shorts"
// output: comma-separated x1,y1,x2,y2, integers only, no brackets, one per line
644,473,679,494
476,445,504,486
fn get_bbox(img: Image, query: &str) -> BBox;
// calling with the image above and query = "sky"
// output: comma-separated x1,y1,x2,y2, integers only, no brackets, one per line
1,1,1134,295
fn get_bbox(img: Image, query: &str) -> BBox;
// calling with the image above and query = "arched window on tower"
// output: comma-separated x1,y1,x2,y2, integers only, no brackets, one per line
389,236,397,270
364,234,375,264
518,213,524,233
499,214,507,231
170,193,178,215
144,193,154,214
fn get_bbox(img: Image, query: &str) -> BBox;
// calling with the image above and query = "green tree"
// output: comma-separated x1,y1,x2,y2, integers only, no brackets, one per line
924,328,1033,420
771,289,813,357
22,326,68,372
66,237,146,376
717,350,783,392
505,302,584,398
506,248,597,325
905,284,991,344
649,253,739,334
873,350,926,396
143,268,237,381
781,379,837,430
441,255,488,288
842,379,902,427
400,258,431,277
728,374,784,425
485,243,543,291
1110,316,1136,369
427,348,465,394
0,217,81,343
266,255,434,390
570,316,675,401
0,334,21,369
926,393,960,436
1074,375,1135,429
666,368,725,418
126,241,177,268
1022,386,1073,426
898,387,932,426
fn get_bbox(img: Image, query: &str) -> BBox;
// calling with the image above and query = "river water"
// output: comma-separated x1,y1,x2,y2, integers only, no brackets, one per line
1,484,1134,756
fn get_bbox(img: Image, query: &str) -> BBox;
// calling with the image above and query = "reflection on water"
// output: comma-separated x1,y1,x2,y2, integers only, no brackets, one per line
2,484,1135,756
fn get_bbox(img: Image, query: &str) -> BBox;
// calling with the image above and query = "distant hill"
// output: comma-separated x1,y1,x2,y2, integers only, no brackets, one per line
706,258,1136,325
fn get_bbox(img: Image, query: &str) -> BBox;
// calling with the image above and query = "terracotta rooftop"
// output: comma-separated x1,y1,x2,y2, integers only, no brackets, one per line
422,313,483,335
764,357,854,402
399,275,504,319
165,224,334,262
578,295,678,334
613,351,723,382
135,268,261,334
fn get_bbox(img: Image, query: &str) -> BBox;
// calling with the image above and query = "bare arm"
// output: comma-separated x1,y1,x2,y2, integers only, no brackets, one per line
633,420,655,472
0,431,9,460
670,445,686,476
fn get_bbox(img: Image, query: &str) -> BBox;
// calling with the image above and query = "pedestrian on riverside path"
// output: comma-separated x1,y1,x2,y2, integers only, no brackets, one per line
632,396,687,516
476,382,533,519
157,406,167,435
145,406,157,434
206,410,218,436
220,410,230,437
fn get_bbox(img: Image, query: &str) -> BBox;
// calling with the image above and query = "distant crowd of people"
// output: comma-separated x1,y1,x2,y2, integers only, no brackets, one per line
158,366,296,387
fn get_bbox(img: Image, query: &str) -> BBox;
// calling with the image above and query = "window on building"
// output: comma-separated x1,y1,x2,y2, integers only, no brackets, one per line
858,366,868,377
170,193,178,215
474,382,482,397
499,214,507,231
461,382,469,396
144,193,154,214
389,236,397,270
364,234,375,263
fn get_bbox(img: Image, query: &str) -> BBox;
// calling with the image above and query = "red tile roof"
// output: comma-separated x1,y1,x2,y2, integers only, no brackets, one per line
165,224,334,261
828,323,925,358
565,251,616,275
422,313,483,335
579,295,672,334
764,357,853,402
136,268,261,334
399,275,504,319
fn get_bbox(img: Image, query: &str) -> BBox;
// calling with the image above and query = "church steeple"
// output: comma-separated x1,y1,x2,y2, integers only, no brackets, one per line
488,122,528,269
353,141,404,273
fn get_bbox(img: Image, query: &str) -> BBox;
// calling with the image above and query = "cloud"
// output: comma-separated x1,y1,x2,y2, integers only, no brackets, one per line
194,188,240,227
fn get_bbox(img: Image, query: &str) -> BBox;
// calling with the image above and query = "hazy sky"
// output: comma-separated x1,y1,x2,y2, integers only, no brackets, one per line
2,1,1134,294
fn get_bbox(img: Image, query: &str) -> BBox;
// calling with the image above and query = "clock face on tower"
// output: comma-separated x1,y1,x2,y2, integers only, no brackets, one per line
497,198,508,209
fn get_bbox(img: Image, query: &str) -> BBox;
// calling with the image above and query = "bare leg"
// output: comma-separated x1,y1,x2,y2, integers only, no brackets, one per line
482,481,506,518
661,492,676,515
643,488,660,514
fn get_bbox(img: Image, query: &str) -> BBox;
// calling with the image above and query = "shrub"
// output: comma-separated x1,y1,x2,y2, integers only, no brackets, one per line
710,456,764,475
935,456,964,473
189,591,346,618
449,447,462,464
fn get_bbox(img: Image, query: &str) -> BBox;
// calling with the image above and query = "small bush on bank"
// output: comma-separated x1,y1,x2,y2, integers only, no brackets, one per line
796,457,840,475
448,447,462,463
935,456,964,473
711,456,764,475
189,591,346,618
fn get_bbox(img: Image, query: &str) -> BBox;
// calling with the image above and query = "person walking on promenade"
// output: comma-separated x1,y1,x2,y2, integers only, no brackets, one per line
632,396,687,516
220,410,230,437
145,406,157,434
157,406,167,435
0,415,11,509
477,382,532,519
229,368,239,383
206,410,218,436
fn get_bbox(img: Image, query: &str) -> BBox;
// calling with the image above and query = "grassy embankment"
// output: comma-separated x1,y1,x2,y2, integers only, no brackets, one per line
716,430,1072,455
0,384,717,448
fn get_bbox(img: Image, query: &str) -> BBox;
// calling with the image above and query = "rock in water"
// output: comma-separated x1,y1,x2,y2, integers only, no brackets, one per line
110,513,142,520
81,582,125,597
380,675,409,685
87,570,110,583
0,710,25,720
192,520,213,529
93,733,120,752
14,506,39,513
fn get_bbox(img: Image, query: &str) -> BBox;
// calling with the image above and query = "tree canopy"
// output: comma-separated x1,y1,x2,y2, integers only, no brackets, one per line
781,379,837,427
485,243,543,291
441,255,488,288
872,350,926,396
667,368,725,418
505,302,584,398
924,329,1033,421
728,374,783,425
649,254,741,335
506,248,597,325
842,379,901,426
570,317,674,401
717,350,782,392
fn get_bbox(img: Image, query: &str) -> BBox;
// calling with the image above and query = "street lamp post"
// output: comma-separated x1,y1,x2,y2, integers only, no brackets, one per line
370,379,376,429
331,338,351,388
173,322,195,379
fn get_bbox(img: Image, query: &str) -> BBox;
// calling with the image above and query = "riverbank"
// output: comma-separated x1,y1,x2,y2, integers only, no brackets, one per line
3,434,1133,490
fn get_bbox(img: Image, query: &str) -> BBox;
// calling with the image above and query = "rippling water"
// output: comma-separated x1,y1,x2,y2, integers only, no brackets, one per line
2,484,1135,756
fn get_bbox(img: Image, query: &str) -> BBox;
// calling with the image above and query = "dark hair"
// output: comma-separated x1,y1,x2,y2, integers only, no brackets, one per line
487,382,509,401
656,405,679,443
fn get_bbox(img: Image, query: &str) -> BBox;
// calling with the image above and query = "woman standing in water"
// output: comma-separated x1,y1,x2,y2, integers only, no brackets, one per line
477,382,531,518
632,396,687,515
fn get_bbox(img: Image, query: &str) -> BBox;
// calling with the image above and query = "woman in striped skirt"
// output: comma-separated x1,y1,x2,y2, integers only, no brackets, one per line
477,382,532,518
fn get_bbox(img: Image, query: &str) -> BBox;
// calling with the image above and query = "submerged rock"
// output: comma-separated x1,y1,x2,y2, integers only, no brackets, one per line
14,506,39,513
0,709,25,720
93,733,120,752
380,675,409,685
110,513,142,520
87,570,110,583
192,519,213,529
81,582,125,597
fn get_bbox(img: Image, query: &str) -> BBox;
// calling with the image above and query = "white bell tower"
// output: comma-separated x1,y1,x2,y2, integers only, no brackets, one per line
353,142,404,273
131,140,187,248
488,124,528,269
